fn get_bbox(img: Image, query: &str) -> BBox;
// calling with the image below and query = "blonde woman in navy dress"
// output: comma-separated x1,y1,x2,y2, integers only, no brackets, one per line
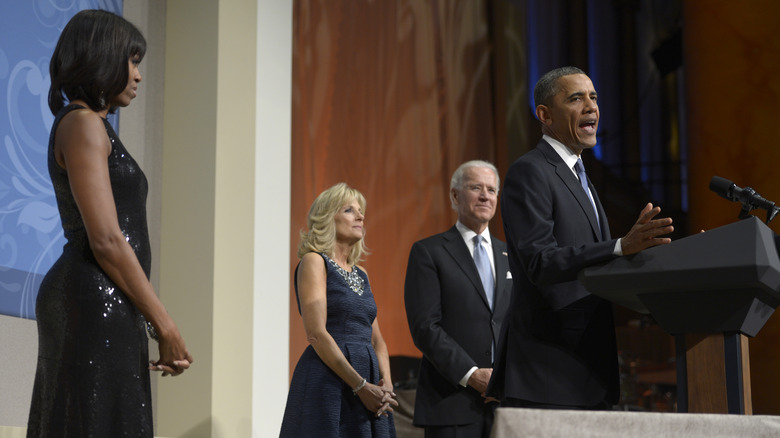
280,183,397,437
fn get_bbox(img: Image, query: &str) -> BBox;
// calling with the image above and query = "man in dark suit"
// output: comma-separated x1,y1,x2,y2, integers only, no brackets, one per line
488,66,674,410
404,160,511,438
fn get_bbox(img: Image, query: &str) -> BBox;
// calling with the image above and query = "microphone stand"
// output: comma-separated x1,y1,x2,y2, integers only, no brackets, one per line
767,206,780,224
735,186,780,224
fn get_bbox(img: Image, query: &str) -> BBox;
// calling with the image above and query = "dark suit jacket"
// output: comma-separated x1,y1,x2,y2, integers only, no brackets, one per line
404,225,511,426
488,139,620,407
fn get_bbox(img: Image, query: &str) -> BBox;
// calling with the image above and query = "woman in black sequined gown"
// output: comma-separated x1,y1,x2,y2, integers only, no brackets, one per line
27,10,193,437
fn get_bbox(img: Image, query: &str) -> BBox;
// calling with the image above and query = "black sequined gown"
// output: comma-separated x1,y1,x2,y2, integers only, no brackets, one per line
27,104,154,437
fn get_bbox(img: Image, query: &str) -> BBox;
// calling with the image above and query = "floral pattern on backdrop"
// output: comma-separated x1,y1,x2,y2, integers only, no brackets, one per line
0,0,122,319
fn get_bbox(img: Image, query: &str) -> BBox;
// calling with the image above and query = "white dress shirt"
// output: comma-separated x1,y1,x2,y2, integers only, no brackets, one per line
454,221,496,387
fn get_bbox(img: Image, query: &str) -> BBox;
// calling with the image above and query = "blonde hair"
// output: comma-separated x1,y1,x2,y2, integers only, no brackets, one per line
297,183,369,265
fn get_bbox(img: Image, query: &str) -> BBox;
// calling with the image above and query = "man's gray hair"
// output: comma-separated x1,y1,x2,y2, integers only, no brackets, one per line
449,160,500,210
533,66,587,108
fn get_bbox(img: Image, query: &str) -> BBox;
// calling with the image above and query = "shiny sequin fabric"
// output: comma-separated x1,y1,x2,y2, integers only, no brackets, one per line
27,105,154,437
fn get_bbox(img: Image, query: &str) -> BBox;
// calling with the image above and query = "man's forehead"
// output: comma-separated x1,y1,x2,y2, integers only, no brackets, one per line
463,169,498,186
556,74,596,94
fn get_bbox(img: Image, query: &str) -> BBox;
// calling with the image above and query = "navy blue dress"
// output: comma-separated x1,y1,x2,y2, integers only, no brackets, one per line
27,104,153,437
279,253,396,437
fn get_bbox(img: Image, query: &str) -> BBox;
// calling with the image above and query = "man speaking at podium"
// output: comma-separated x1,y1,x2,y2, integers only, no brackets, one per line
489,66,674,410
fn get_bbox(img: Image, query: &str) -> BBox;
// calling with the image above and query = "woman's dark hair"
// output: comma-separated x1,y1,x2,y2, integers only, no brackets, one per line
48,9,147,115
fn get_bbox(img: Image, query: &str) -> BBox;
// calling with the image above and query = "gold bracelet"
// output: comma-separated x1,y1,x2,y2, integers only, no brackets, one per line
352,378,367,395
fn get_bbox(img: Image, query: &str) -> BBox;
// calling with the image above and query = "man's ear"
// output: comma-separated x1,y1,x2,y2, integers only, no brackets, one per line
536,105,552,126
451,188,459,206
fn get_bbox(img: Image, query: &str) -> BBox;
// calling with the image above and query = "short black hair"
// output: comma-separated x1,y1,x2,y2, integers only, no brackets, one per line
533,66,587,109
48,9,146,115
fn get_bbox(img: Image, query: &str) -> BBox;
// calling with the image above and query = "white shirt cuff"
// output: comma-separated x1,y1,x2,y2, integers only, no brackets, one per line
459,366,478,387
614,238,623,256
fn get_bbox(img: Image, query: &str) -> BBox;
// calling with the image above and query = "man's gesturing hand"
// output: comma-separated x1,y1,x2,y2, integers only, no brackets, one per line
621,203,674,255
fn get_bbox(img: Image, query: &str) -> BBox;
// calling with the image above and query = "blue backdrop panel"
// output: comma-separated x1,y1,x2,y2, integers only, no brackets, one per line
0,0,122,319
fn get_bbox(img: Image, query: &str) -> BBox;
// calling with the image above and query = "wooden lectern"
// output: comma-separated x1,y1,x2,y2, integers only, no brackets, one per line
579,216,780,414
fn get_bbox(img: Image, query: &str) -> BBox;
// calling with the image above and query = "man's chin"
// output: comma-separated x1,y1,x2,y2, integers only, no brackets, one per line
476,213,495,222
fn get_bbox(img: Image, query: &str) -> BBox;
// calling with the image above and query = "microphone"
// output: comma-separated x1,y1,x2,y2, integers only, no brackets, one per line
709,176,779,223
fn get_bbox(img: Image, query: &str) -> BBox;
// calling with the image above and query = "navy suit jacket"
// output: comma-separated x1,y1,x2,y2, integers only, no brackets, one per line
404,226,511,426
488,139,620,407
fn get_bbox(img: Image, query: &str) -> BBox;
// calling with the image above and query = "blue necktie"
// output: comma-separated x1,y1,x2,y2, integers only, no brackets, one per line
473,235,494,310
574,158,600,230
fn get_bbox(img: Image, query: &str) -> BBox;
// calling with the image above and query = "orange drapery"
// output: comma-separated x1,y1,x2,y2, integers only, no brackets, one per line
289,0,512,375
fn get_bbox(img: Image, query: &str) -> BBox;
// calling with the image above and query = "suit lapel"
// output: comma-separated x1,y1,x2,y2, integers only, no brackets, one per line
491,240,509,312
588,180,610,240
538,141,603,241
441,226,493,310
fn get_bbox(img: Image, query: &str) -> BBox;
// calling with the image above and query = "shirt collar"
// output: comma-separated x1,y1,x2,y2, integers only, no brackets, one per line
455,221,491,247
543,134,580,174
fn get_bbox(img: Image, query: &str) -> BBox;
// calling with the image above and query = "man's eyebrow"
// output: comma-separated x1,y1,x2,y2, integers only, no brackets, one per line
566,91,597,99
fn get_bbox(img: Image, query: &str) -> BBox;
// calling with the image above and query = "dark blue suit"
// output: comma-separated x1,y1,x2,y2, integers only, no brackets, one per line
404,226,511,428
489,139,620,407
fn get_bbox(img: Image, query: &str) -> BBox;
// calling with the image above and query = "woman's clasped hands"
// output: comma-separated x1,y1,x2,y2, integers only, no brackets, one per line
148,326,193,377
356,378,398,417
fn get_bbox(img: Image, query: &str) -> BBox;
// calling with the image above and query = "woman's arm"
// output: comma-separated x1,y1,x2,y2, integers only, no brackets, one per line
298,253,396,415
370,317,397,415
297,253,362,386
371,318,393,388
360,266,397,414
55,109,192,375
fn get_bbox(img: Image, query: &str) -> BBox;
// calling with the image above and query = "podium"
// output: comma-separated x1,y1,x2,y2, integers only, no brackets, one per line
579,216,780,414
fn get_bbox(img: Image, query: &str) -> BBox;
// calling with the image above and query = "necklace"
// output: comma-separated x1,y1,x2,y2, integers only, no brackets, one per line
324,254,365,296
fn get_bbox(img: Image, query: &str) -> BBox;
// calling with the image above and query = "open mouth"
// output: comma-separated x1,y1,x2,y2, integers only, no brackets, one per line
579,120,597,134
